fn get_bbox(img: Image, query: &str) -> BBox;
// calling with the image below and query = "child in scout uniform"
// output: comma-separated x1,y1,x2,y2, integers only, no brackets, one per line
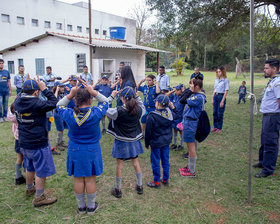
145,94,178,188
7,103,26,185
211,66,229,133
93,74,119,133
238,81,247,104
57,82,109,215
14,78,58,207
106,86,145,198
170,84,185,151
53,82,68,151
179,77,205,177
136,74,160,132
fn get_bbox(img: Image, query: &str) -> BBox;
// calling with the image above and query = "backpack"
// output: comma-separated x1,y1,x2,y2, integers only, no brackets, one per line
195,96,210,142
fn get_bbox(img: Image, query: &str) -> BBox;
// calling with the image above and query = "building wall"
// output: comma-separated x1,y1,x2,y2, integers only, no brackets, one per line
2,36,145,87
0,0,136,50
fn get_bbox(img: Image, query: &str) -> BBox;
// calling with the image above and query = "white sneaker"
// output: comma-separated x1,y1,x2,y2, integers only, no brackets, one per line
3,117,8,122
0,118,3,123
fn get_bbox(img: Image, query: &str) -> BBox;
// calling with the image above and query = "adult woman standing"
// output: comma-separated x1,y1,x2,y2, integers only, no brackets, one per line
117,66,137,106
212,66,229,133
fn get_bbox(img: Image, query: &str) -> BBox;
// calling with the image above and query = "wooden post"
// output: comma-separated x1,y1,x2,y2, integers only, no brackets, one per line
88,0,93,74
248,0,254,205
157,52,159,74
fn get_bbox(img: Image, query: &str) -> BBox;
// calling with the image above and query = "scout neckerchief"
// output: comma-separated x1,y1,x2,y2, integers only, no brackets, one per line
73,108,91,126
146,85,155,106
20,73,25,87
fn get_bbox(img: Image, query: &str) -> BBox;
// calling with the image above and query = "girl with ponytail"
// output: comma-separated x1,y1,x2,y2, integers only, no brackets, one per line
106,86,146,198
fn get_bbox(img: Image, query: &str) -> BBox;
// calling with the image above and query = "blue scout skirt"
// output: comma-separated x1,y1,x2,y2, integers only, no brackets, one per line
67,141,103,177
183,119,199,143
112,139,144,159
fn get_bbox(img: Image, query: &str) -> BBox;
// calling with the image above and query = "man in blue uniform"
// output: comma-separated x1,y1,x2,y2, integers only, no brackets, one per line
14,65,28,95
43,66,57,89
0,59,12,122
254,59,280,178
137,74,160,132
190,67,204,80
80,65,93,85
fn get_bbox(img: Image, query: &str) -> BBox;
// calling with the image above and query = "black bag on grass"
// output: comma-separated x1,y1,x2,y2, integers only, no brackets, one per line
195,110,210,143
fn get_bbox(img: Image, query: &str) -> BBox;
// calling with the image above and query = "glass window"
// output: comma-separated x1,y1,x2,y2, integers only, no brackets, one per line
44,21,51,28
77,26,82,32
86,28,89,34
1,14,10,23
8,61,15,74
95,29,99,35
76,54,86,73
67,24,72,31
17,16,24,25
103,30,107,36
18,59,24,66
32,19,38,27
56,23,62,30
35,58,45,76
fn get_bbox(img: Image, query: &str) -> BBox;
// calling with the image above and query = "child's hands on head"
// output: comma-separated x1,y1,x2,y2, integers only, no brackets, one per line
68,86,79,99
82,80,98,97
168,101,175,109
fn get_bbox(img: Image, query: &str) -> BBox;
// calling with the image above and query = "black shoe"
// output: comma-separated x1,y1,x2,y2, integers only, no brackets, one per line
161,179,169,186
102,129,106,134
170,144,177,150
135,185,143,195
182,152,189,159
254,171,272,178
56,144,65,151
111,188,122,198
87,202,98,216
146,181,161,189
15,176,26,185
253,163,263,168
78,206,87,215
176,145,184,151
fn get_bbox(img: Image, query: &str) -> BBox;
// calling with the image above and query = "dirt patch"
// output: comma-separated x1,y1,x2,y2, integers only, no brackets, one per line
268,212,280,223
217,218,226,224
206,140,220,147
205,202,226,214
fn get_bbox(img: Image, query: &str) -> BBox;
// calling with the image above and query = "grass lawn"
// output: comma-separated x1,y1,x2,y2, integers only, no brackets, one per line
0,70,280,223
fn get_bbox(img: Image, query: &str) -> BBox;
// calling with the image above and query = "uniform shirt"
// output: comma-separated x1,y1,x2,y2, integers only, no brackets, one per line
94,84,112,98
81,72,93,84
14,73,27,89
238,85,247,95
0,69,10,93
172,94,185,122
43,73,56,88
190,72,204,80
184,93,205,120
138,85,158,108
57,102,108,145
214,78,229,93
156,73,170,90
260,76,280,114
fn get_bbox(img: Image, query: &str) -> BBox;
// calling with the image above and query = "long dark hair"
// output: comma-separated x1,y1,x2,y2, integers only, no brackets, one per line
120,66,136,89
123,96,138,116
73,88,92,114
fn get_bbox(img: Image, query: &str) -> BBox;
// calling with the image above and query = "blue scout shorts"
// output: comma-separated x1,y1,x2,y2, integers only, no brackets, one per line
54,110,68,132
183,119,199,143
20,145,56,178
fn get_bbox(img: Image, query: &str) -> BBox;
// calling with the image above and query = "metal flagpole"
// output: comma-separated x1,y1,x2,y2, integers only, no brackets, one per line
88,0,93,74
248,0,254,204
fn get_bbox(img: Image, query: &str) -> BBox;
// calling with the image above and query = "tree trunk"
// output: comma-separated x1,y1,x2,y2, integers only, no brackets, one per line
203,44,207,70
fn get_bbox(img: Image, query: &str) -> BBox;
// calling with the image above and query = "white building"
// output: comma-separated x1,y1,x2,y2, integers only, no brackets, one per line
0,0,136,51
0,32,165,84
